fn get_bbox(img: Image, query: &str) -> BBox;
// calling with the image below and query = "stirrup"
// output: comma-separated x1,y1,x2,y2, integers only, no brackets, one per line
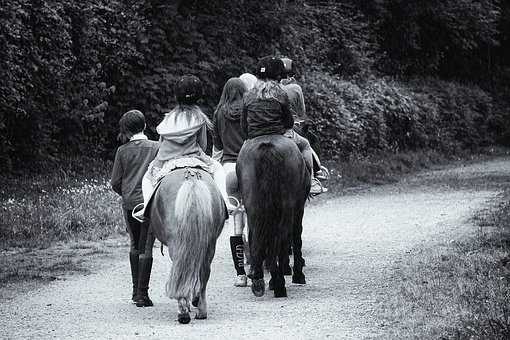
132,203,146,222
310,178,326,196
316,165,330,181
227,196,243,215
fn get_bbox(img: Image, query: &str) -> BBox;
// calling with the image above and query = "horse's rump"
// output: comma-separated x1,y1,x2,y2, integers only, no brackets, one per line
237,135,309,265
149,168,226,299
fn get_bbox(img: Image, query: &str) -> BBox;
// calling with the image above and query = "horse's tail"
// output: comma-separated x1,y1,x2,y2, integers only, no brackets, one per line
251,141,292,264
165,177,213,300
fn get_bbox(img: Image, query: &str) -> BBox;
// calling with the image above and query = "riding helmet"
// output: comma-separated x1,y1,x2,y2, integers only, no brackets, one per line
256,56,285,81
175,75,203,105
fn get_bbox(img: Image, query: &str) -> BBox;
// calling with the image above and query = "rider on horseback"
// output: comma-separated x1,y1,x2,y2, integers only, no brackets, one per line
132,75,237,222
241,56,324,195
280,57,329,192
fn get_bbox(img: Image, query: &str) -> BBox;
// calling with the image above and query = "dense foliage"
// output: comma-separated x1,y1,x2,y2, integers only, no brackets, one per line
0,0,509,171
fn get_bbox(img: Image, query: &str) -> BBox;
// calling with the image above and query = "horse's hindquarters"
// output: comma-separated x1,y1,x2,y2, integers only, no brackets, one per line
238,135,308,297
148,168,227,320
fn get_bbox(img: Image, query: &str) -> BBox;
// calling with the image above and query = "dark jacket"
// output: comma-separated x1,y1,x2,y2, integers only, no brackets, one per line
283,83,307,122
110,139,158,210
212,100,246,163
241,85,294,139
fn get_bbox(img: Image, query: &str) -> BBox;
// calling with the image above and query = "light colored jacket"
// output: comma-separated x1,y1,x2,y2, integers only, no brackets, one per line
155,111,207,161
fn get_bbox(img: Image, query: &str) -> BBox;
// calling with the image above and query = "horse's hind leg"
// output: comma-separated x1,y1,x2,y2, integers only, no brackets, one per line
195,265,210,320
292,216,306,285
271,250,288,298
281,252,292,276
250,256,265,297
177,298,191,324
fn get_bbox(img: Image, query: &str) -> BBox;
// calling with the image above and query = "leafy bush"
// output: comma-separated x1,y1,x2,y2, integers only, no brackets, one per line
303,72,508,159
0,0,508,173
375,0,501,79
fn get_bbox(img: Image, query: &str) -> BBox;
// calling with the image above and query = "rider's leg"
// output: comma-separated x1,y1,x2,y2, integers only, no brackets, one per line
132,172,154,221
290,130,325,194
312,149,330,182
210,159,237,213
223,161,247,286
311,149,321,172
230,231,247,286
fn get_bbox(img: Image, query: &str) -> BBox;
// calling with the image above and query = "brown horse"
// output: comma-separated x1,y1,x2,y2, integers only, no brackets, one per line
148,167,227,323
237,134,310,298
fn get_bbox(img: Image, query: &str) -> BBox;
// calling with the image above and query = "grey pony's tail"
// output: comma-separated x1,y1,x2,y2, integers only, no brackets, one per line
165,176,213,299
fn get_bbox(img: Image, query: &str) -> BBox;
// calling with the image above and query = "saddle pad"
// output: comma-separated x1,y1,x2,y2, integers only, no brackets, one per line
148,157,211,185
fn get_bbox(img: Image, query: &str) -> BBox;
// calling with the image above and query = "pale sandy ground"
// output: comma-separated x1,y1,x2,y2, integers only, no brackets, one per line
1,158,508,340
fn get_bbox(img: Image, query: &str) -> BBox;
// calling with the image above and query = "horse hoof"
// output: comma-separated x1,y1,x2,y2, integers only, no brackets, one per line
195,313,207,320
178,312,191,324
274,286,287,298
135,296,154,307
251,278,265,297
292,273,306,285
192,297,200,307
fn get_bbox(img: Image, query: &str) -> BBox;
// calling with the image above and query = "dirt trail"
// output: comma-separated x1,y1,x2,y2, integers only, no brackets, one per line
1,158,509,340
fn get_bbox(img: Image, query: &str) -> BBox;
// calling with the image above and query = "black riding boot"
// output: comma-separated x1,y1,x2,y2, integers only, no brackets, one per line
135,257,153,307
129,253,139,302
230,236,246,276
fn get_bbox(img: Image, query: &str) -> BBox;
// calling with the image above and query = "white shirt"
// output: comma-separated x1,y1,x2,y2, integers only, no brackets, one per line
129,132,148,141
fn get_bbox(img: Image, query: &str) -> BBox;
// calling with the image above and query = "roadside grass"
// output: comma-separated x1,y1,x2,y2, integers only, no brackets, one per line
376,190,510,340
0,177,122,249
325,146,509,191
0,158,124,249
0,158,126,287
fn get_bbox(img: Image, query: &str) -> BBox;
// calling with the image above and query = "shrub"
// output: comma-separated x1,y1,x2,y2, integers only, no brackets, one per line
303,72,507,159
0,0,508,173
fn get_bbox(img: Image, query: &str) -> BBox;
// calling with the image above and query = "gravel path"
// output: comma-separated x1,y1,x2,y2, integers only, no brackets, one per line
1,158,508,340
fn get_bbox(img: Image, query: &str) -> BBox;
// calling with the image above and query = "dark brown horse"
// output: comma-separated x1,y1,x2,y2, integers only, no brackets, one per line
148,167,227,323
237,134,309,298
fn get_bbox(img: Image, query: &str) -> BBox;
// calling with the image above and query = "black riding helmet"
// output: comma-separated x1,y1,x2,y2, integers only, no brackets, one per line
175,75,202,105
256,56,285,81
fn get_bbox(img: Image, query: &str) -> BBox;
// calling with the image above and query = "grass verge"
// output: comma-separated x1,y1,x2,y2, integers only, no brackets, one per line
0,158,124,249
326,146,509,190
375,189,510,339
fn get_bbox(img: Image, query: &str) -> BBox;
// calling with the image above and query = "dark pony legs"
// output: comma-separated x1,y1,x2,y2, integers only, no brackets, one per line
291,212,306,284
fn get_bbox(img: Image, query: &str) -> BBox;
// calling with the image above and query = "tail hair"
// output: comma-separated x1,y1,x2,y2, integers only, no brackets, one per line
250,142,291,264
165,177,213,299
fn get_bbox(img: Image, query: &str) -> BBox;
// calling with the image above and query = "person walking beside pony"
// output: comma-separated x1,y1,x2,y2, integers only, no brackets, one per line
132,75,237,223
110,110,158,307
212,77,249,287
